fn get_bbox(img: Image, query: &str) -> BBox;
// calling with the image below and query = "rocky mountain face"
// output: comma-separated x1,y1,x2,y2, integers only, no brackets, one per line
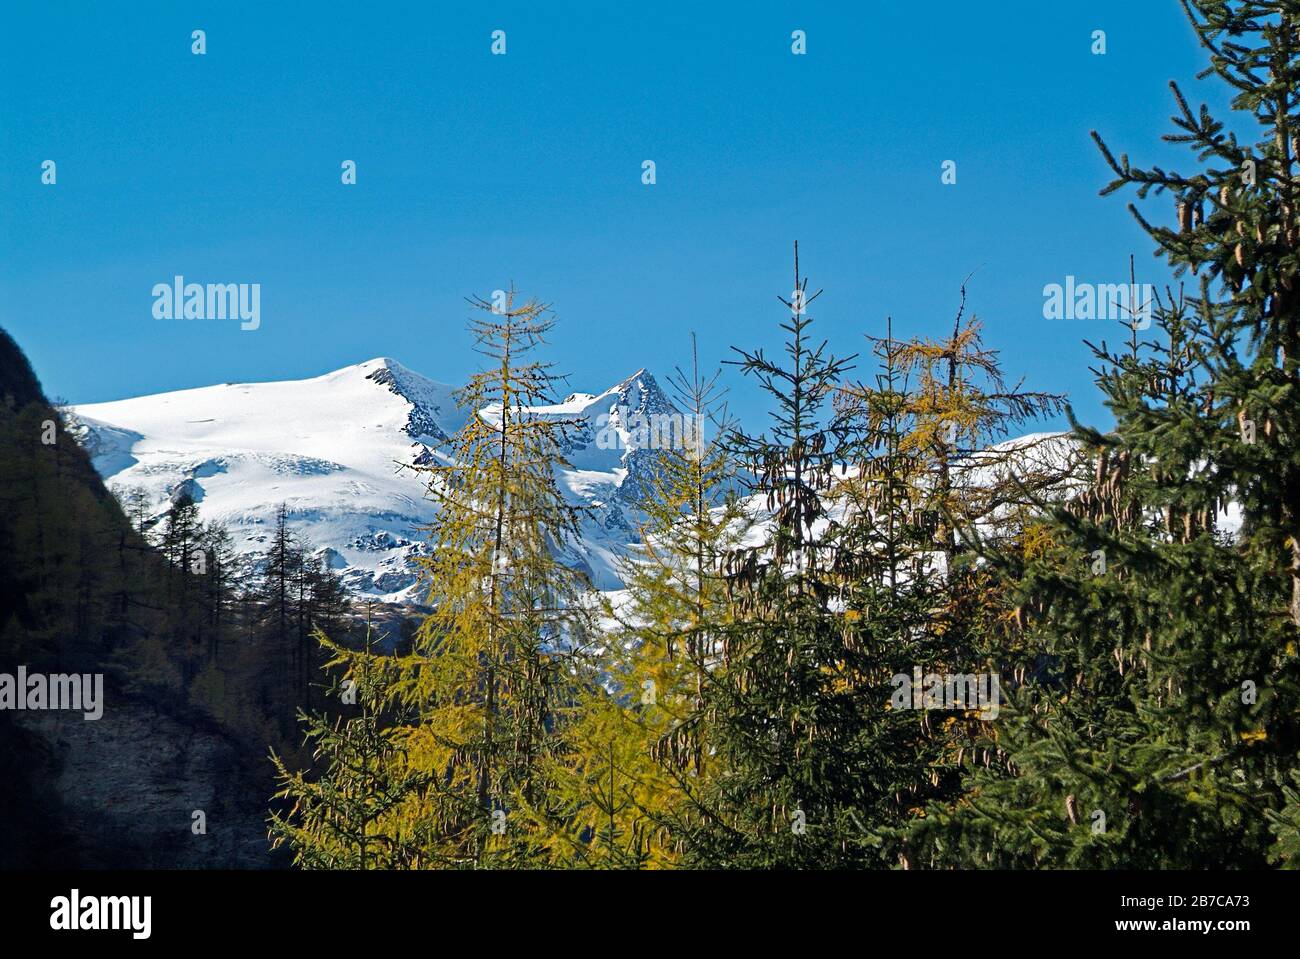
13,692,278,868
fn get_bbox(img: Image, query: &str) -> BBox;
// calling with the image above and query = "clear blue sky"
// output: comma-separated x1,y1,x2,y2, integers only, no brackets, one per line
0,1,1228,433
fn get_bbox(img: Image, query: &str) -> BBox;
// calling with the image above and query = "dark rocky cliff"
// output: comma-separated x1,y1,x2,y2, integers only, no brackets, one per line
0,326,279,868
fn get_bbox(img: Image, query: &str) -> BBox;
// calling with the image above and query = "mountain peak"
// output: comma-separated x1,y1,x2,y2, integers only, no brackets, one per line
609,368,673,417
603,368,651,394
67,358,683,601
349,356,412,377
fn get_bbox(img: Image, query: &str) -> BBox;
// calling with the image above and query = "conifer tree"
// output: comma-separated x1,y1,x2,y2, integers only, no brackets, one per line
1267,769,1300,866
828,319,995,865
669,245,899,867
260,503,301,732
387,290,594,867
121,485,152,536
843,301,1064,865
888,285,1065,562
914,1,1300,867
549,338,749,867
269,616,431,869
196,523,239,649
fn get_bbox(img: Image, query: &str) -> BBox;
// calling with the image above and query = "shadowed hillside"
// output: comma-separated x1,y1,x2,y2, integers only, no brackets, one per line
0,326,285,867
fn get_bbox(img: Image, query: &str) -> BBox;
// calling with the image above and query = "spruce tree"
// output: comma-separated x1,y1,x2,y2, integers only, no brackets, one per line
259,503,302,732
1267,768,1300,866
914,1,1300,867
670,245,895,867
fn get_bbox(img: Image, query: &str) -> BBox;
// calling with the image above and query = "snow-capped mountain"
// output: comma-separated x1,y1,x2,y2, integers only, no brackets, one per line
69,358,678,603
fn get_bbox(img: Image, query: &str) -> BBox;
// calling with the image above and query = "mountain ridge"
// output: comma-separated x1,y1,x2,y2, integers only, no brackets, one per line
69,357,679,602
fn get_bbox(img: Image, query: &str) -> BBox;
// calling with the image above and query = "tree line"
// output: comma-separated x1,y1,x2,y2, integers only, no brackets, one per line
1,369,355,761
270,2,1300,868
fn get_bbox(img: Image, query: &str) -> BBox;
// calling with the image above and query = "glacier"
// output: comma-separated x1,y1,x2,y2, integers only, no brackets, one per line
69,357,677,604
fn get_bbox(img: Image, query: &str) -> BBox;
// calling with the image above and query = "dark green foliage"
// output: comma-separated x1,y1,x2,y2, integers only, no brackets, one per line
0,324,366,866
912,0,1300,868
670,248,948,867
270,619,433,868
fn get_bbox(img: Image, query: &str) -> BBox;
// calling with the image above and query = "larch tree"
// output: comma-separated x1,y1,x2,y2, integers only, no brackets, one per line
269,613,431,869
550,336,750,868
388,289,595,868
871,297,1066,864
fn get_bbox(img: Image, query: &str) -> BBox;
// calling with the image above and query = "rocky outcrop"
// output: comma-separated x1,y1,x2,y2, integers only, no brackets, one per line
12,688,279,868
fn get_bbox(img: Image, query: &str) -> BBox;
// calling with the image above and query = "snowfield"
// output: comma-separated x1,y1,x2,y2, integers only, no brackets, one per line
70,357,675,603
69,357,1242,610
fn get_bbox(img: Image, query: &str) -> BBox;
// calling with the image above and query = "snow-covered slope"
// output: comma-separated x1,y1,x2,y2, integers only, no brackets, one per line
70,358,677,603
77,361,1179,608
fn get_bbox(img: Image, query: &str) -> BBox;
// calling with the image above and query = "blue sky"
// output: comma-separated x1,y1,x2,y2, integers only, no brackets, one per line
1,1,1230,434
